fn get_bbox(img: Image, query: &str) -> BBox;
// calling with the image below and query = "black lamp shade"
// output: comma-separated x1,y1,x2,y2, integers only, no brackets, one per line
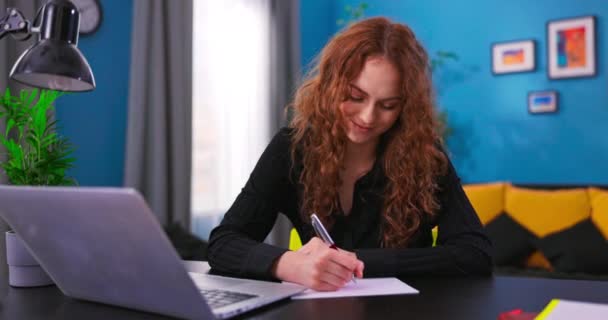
10,39,95,91
9,0,95,92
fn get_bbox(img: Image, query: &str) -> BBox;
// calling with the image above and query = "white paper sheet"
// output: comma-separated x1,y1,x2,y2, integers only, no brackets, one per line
289,277,418,300
540,299,608,320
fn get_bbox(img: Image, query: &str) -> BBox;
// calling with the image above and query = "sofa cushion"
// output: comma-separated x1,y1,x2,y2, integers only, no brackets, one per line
524,251,552,270
505,186,590,237
535,219,608,274
463,182,505,225
589,188,608,239
485,213,536,266
588,187,606,200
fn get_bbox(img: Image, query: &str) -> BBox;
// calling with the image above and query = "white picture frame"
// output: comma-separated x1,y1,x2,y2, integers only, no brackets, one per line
492,40,536,75
547,16,596,79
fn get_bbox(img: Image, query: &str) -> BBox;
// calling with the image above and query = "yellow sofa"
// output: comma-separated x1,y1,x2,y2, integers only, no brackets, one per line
464,182,608,272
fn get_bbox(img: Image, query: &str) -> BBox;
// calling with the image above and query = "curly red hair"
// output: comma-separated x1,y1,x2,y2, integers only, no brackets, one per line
289,17,448,248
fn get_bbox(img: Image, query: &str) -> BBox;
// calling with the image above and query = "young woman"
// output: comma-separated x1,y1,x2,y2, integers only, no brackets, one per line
208,17,492,291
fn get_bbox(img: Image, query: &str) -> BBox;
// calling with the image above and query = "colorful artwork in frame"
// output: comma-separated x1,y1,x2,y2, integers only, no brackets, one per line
547,16,596,79
492,40,535,74
528,91,558,114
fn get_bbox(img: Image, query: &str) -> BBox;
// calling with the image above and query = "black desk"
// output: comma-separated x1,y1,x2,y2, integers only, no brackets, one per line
2,260,608,320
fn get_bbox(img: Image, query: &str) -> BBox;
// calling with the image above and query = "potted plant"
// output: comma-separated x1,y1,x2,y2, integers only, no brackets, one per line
0,88,76,287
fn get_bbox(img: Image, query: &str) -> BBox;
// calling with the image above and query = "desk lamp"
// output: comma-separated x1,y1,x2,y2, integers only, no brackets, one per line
0,0,95,92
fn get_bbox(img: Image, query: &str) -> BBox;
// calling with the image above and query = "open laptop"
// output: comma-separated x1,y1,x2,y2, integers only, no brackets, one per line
0,186,304,319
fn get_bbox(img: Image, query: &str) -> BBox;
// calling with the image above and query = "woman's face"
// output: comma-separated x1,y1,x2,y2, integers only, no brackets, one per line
339,56,402,148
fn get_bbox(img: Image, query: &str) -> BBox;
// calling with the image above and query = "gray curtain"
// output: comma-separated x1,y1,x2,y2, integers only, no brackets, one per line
0,0,45,274
265,0,301,248
0,0,45,170
124,0,193,228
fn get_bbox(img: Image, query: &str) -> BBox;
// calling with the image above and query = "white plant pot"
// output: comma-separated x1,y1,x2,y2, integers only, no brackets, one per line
5,230,54,287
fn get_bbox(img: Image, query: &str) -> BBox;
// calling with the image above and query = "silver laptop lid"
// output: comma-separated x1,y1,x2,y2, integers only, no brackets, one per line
0,186,214,320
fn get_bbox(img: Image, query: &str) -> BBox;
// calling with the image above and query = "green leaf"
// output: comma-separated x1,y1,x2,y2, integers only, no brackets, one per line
5,118,15,137
4,140,24,170
3,88,11,101
45,120,58,133
41,133,58,148
24,88,38,108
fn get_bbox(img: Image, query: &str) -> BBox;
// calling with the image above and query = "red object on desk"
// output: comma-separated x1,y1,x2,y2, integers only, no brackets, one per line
497,309,538,320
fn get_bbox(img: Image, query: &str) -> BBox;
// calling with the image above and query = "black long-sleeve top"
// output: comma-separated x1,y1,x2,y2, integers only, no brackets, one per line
208,128,493,280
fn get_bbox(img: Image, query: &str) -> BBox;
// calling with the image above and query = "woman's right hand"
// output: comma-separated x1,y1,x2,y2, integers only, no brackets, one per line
272,237,364,291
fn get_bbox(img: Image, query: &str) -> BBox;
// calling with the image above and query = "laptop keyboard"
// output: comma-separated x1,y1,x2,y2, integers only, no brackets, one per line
200,289,258,309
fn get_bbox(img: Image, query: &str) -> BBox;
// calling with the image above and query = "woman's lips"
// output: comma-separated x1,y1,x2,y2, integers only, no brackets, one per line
352,120,372,132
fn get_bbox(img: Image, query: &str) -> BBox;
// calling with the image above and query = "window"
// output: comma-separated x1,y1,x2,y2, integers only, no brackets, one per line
191,0,271,239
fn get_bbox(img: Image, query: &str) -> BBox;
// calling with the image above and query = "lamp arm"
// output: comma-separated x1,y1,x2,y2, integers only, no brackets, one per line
0,8,32,41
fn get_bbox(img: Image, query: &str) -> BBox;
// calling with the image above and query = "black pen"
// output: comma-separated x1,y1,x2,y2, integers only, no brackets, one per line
310,213,357,284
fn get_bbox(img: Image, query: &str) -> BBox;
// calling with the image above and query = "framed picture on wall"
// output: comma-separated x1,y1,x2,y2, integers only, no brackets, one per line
491,40,536,75
547,15,596,79
528,90,558,114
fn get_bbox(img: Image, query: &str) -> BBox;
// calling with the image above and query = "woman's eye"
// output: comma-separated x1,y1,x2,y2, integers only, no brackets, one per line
381,104,397,110
349,95,364,102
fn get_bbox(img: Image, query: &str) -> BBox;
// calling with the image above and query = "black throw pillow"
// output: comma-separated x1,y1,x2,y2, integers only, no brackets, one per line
535,219,608,274
485,213,536,266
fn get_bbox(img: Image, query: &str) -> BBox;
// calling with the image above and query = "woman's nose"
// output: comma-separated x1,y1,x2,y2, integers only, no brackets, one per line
358,102,376,124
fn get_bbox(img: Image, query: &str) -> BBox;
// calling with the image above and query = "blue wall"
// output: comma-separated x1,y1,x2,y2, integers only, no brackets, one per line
302,0,608,184
54,0,133,186
300,0,337,72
